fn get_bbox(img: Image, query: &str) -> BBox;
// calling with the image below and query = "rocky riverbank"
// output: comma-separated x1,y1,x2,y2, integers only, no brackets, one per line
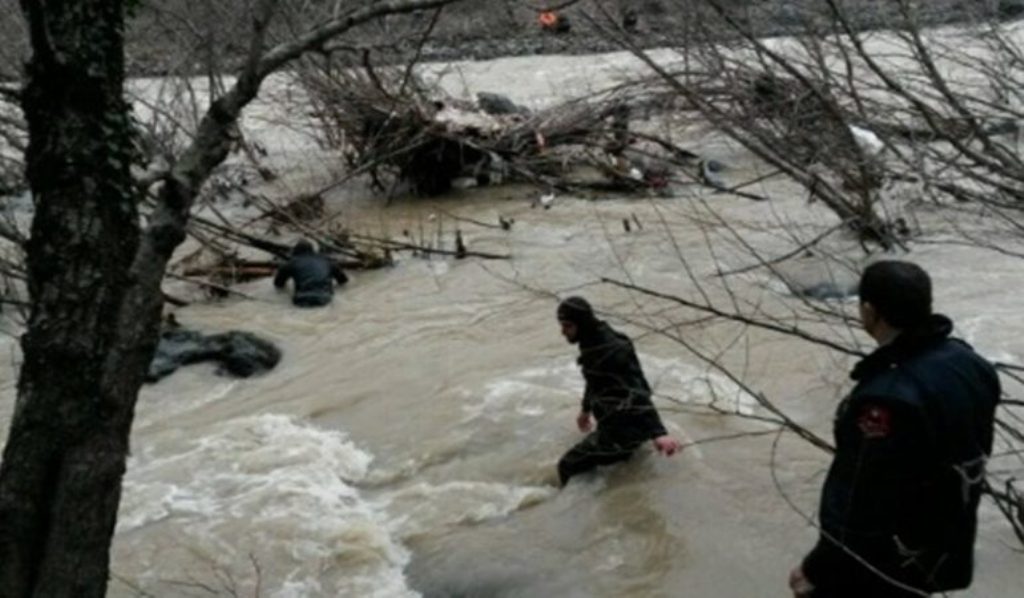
3,1,1022,80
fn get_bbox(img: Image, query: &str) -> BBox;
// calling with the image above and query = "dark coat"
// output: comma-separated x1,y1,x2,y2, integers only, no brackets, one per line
577,320,667,444
803,315,1000,595
273,253,348,306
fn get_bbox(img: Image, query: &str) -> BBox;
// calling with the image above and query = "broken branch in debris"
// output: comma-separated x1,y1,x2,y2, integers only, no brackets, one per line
436,208,514,230
296,52,706,197
165,272,264,301
715,220,852,278
348,232,509,260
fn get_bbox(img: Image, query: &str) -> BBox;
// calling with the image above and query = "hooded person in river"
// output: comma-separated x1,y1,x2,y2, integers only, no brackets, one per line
273,240,349,307
555,296,681,485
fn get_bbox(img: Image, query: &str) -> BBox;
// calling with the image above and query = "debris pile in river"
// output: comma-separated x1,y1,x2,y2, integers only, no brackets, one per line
298,56,688,197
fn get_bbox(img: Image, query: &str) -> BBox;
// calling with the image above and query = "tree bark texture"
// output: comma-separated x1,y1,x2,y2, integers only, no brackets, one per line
0,1,463,596
0,2,151,597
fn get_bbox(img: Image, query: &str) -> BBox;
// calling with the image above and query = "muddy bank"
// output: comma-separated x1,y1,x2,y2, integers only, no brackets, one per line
133,0,1024,73
417,0,1024,65
2,1,1021,80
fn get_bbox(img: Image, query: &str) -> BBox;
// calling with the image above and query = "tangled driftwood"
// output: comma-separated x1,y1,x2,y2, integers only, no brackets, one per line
298,52,678,197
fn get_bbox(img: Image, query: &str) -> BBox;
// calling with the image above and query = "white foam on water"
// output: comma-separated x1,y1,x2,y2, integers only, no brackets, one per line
361,434,474,487
596,552,626,572
427,260,450,276
117,414,418,598
957,315,1021,366
642,355,759,415
462,355,757,425
449,357,754,468
135,379,240,428
376,480,556,540
460,361,582,423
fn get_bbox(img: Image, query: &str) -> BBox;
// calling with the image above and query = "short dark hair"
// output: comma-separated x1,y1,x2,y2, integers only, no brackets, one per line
858,260,932,329
292,240,314,255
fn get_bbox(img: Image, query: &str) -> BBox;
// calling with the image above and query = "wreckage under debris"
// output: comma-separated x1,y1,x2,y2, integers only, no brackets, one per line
298,60,694,198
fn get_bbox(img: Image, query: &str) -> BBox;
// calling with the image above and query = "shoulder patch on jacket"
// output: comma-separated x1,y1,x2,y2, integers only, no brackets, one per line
857,404,892,439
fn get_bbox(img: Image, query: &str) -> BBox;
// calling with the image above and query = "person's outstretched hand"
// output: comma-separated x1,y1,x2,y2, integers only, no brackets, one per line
576,410,593,433
653,435,681,456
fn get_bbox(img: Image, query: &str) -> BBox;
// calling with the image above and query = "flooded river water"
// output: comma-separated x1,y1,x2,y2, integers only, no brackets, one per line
1,47,1022,597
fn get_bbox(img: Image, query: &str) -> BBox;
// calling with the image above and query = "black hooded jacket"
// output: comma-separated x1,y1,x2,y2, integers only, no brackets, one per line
803,315,1000,594
273,253,348,304
577,320,668,444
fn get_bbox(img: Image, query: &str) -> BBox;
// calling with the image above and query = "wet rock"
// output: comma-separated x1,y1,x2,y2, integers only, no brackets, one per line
147,327,282,382
1000,0,1024,19
476,92,529,116
796,280,859,301
775,259,860,301
699,159,728,190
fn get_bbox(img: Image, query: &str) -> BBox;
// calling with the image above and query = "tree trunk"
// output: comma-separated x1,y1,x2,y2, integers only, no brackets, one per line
0,2,154,597
0,1,463,595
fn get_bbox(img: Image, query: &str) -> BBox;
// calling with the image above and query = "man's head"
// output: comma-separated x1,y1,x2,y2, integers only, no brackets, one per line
557,296,597,344
858,260,932,341
292,240,314,256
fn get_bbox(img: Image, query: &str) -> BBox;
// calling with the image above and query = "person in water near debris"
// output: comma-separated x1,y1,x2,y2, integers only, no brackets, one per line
789,261,1000,598
556,297,680,486
273,240,348,307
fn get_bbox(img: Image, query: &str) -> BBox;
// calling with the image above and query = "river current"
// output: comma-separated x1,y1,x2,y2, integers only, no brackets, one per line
1,46,1022,598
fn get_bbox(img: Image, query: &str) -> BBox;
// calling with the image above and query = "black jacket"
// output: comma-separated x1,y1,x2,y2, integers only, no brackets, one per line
273,253,348,304
577,320,667,444
803,315,1000,594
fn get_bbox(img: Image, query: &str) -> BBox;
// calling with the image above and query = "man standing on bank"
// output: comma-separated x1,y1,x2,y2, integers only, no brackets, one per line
556,297,680,486
789,261,1000,597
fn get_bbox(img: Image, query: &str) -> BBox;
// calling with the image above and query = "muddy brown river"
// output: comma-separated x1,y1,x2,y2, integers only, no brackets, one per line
1,46,1022,597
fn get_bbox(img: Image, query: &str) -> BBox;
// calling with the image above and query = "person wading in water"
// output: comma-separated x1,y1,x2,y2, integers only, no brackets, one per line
273,240,349,307
556,296,680,485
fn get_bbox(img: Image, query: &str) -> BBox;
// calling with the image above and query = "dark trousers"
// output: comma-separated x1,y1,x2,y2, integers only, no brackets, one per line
809,548,934,598
811,589,925,598
557,432,640,486
293,292,332,307
811,579,928,598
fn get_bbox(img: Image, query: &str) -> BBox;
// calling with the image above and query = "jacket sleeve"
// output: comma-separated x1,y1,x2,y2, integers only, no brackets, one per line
623,340,666,438
273,261,293,288
582,337,666,438
802,398,930,586
580,353,596,413
636,401,667,439
579,343,622,414
581,379,593,413
802,528,865,588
